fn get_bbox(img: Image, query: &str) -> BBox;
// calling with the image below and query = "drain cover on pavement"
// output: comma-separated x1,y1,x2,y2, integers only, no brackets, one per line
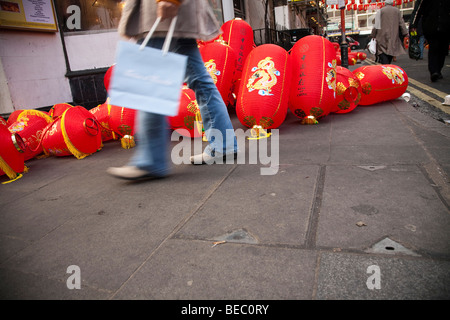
365,237,420,257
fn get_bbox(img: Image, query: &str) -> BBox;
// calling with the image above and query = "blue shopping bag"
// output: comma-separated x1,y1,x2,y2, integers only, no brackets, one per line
109,17,187,117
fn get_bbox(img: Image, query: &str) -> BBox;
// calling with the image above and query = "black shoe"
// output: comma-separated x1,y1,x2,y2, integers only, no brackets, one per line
431,73,440,82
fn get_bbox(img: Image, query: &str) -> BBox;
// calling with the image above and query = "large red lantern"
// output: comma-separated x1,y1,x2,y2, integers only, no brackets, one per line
200,41,237,107
236,44,292,131
41,106,102,159
220,18,255,104
353,65,408,106
288,35,337,123
0,123,26,181
169,86,203,138
8,110,52,160
331,66,362,114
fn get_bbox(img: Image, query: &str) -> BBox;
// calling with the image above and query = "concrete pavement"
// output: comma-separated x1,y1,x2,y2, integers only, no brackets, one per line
1,59,449,304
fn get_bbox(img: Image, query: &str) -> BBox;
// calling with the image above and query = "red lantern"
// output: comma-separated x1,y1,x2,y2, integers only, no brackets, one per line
0,122,26,181
8,110,52,160
41,106,102,159
288,35,337,123
89,102,114,142
348,52,358,65
104,65,114,92
0,115,7,126
169,86,203,138
220,19,255,103
356,52,367,61
200,41,237,107
331,66,362,114
236,44,292,130
49,103,74,120
353,65,408,106
108,104,136,139
6,109,25,125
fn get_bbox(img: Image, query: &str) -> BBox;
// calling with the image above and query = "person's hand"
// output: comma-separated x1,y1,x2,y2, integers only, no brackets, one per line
157,1,180,21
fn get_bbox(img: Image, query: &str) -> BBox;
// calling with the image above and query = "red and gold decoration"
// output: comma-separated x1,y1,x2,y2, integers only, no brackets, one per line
168,86,203,138
353,65,408,106
8,110,52,160
220,18,255,106
49,103,74,120
236,44,292,134
89,102,114,142
41,106,102,159
288,35,337,123
0,123,27,183
331,66,362,114
108,103,137,149
200,41,237,107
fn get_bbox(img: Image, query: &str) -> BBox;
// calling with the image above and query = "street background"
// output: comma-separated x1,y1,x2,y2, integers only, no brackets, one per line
0,47,449,304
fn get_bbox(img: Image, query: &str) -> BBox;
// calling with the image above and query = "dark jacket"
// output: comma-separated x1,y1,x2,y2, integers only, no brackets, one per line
411,0,450,38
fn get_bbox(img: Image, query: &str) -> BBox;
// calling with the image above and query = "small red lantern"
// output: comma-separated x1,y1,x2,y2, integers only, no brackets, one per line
236,44,292,130
108,103,137,148
8,110,52,160
169,86,203,138
104,65,114,92
200,41,237,107
353,65,408,106
89,102,114,142
41,106,102,159
49,103,74,120
331,66,362,114
288,35,337,123
0,123,26,181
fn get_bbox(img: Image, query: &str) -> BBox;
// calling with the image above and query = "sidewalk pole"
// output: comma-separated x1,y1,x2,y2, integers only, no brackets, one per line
339,0,349,68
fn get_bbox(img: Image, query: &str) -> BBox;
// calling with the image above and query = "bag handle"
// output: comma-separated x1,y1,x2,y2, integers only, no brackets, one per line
139,16,178,55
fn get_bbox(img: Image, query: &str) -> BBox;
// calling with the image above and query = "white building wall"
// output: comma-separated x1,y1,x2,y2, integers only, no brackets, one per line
0,30,72,114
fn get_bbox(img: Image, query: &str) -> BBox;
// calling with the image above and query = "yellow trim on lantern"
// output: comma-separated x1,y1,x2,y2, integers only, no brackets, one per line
60,109,90,160
17,109,52,124
248,125,271,140
0,155,18,180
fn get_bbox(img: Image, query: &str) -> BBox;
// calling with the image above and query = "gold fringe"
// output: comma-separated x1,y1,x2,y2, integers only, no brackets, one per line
0,156,18,180
301,116,318,125
121,135,136,149
17,109,52,124
248,125,272,140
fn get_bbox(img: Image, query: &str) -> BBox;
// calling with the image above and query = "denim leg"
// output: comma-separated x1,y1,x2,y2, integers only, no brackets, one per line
174,39,238,156
127,38,169,176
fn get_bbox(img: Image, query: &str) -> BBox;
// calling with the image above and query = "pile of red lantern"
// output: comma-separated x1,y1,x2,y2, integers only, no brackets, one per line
1,18,410,183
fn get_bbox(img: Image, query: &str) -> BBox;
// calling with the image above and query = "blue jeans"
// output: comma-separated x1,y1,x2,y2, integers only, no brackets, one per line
128,37,238,175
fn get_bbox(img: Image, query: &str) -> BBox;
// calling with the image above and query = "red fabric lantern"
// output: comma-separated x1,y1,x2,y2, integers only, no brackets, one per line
41,106,102,159
0,115,7,126
108,104,136,138
220,19,255,103
49,103,74,120
348,52,358,65
89,102,114,142
169,86,203,138
104,65,114,92
0,122,26,181
200,41,237,107
353,65,408,106
7,109,25,125
356,52,367,61
8,110,52,160
288,35,337,123
236,44,292,130
331,66,362,114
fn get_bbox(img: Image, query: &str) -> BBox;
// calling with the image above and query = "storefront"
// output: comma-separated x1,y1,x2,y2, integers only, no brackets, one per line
0,0,229,117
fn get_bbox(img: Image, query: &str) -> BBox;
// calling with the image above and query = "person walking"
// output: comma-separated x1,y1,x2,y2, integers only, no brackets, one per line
410,0,450,82
107,0,238,180
371,0,408,65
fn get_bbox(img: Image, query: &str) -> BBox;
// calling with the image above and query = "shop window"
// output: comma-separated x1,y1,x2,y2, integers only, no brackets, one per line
233,0,245,19
55,0,124,34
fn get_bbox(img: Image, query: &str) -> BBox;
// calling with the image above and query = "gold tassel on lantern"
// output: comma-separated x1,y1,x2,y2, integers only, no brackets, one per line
248,125,271,140
301,115,319,125
120,135,136,149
